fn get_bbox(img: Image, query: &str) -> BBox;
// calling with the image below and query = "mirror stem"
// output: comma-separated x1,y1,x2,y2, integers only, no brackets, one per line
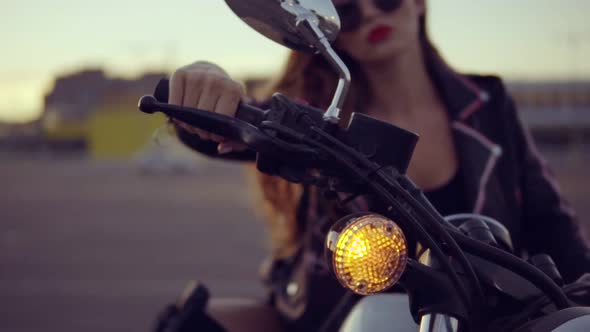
297,18,351,124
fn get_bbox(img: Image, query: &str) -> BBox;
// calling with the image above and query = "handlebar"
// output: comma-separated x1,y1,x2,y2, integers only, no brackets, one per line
139,78,271,150
139,78,419,176
139,95,269,150
151,78,268,126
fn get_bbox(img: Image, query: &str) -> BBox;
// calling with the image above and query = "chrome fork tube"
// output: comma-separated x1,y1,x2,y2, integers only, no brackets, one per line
419,314,459,332
418,250,460,332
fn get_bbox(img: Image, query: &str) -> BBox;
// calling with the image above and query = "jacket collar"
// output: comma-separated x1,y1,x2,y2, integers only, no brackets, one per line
427,56,490,121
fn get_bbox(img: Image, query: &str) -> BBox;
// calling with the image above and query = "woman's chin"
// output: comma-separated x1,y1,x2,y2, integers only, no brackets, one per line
356,41,405,64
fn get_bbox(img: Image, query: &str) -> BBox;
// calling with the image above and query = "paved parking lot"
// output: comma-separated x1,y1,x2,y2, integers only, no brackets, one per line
1,147,588,332
1,158,267,332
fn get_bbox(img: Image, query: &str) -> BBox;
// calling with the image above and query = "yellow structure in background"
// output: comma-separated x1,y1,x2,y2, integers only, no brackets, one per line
40,70,169,157
44,118,87,141
88,97,166,159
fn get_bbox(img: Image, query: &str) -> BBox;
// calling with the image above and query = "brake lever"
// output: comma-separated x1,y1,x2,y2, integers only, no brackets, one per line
138,95,270,152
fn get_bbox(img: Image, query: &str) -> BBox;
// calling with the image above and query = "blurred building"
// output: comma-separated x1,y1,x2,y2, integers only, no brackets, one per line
0,120,44,153
41,69,167,157
39,72,269,158
509,81,590,111
88,89,166,158
507,81,590,142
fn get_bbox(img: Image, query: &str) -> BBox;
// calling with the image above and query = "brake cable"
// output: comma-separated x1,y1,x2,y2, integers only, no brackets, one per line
259,118,571,312
309,126,485,306
264,123,475,310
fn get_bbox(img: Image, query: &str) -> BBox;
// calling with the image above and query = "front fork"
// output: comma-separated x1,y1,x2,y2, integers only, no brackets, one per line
412,249,464,332
419,314,459,332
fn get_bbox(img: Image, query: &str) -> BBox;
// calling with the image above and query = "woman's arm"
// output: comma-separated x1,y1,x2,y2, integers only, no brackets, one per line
503,87,590,283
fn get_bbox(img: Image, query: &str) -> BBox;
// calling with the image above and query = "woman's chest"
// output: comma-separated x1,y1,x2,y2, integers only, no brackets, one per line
388,111,459,191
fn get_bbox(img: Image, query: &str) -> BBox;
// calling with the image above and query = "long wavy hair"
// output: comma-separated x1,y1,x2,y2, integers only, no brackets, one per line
250,12,444,258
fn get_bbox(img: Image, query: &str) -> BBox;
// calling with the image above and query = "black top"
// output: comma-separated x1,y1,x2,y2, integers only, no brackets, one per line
424,168,468,217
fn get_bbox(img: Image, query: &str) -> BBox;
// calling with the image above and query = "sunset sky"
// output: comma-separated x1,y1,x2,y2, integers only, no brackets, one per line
2,0,590,122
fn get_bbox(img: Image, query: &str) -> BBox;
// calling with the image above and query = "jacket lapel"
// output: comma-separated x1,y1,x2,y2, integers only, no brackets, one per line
429,61,502,214
452,121,503,213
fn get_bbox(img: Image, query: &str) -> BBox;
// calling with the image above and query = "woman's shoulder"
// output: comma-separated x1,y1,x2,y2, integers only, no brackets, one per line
465,73,509,98
463,73,520,106
453,72,523,140
458,72,520,122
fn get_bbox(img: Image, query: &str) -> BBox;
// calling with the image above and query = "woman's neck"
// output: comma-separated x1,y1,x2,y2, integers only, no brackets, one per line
361,42,439,118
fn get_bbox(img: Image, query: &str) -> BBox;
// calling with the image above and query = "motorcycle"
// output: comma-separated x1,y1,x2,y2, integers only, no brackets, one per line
138,0,590,331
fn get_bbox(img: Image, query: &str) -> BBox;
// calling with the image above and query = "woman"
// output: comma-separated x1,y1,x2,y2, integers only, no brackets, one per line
170,0,590,330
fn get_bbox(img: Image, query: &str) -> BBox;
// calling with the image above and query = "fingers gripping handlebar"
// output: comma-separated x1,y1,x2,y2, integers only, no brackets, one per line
152,78,267,127
138,78,419,178
139,95,266,149
139,79,268,150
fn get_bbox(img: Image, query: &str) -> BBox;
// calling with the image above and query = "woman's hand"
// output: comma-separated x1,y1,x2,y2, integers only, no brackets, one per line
169,61,248,154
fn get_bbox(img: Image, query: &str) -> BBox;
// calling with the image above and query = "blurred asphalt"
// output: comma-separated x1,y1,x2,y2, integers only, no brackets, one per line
1,157,267,332
1,147,589,332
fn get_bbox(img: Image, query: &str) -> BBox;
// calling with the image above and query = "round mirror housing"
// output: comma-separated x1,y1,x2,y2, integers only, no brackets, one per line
224,0,341,53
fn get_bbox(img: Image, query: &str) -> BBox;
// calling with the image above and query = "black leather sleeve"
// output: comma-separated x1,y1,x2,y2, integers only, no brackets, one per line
503,86,590,283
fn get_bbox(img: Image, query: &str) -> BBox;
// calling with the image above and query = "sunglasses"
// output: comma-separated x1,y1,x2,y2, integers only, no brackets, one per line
335,0,403,32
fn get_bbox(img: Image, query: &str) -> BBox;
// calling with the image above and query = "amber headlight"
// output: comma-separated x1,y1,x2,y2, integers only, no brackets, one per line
325,213,408,295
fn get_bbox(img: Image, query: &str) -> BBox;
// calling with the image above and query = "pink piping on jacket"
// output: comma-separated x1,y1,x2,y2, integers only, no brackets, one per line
459,99,483,121
452,122,502,214
452,122,497,150
473,152,501,214
457,74,485,120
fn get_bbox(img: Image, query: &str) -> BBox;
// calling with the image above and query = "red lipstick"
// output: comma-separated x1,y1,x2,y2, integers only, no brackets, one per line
367,25,393,43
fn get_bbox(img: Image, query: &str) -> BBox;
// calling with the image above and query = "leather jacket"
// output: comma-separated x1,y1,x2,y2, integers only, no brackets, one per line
176,58,590,331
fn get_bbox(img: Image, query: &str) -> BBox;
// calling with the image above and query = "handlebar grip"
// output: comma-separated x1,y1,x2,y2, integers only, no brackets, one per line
151,78,266,126
139,95,263,145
